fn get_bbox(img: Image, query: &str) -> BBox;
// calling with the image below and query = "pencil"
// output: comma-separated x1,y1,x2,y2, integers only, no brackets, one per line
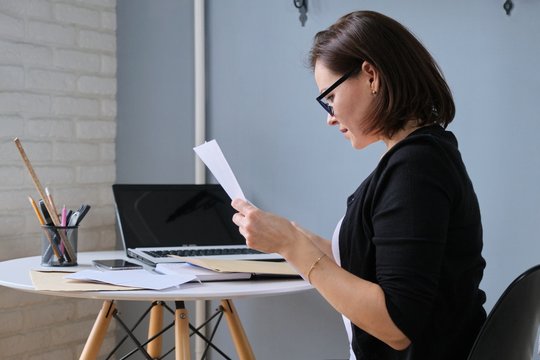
28,196,45,225
61,205,67,227
28,196,63,262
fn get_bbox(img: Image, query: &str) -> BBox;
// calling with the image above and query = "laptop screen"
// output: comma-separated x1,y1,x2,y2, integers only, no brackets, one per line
113,184,245,249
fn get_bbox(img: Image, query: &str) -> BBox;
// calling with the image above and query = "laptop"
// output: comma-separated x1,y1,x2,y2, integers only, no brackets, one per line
113,184,282,266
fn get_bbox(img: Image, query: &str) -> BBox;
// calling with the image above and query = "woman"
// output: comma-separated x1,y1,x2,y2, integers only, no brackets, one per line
232,11,486,360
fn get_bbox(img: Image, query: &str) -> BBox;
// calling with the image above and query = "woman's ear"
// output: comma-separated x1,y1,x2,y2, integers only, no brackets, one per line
362,61,380,95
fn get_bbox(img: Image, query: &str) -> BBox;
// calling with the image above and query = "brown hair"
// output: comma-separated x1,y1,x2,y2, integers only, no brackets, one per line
309,11,455,138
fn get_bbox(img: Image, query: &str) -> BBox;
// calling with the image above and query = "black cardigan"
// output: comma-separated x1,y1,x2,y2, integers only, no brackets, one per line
339,125,486,360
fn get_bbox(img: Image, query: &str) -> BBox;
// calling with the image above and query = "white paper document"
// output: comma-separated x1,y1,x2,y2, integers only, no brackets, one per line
193,139,246,200
65,269,197,290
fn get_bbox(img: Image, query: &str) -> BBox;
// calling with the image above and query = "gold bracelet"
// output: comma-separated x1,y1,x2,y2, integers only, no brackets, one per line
307,254,326,284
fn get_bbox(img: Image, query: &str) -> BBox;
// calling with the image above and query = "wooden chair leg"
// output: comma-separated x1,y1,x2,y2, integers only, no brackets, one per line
175,301,191,360
80,300,116,360
147,301,164,358
221,299,255,360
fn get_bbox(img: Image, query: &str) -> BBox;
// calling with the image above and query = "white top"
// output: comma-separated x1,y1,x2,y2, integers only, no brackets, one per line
0,251,312,302
332,217,357,360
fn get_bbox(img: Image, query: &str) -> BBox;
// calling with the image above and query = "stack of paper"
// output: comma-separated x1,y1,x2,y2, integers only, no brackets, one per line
168,257,299,278
155,263,252,282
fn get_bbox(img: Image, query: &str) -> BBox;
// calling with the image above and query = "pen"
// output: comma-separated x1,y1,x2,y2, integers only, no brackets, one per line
39,199,53,225
28,196,63,263
61,205,67,227
67,204,91,227
65,209,73,225
60,205,67,254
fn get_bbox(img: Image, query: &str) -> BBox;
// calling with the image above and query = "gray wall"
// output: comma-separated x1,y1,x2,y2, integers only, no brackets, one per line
117,0,194,183
117,1,540,359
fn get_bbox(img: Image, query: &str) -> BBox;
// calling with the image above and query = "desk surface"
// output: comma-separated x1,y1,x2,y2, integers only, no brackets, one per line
0,251,312,301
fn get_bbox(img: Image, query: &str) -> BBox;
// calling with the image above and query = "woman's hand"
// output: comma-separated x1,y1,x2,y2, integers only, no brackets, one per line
231,199,304,257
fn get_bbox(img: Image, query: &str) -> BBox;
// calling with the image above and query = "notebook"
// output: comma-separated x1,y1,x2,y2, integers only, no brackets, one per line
112,184,283,266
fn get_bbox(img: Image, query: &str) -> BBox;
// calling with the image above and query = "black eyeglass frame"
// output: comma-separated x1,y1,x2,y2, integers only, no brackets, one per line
316,69,357,116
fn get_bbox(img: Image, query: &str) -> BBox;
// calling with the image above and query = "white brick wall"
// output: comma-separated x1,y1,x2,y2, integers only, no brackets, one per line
0,0,118,358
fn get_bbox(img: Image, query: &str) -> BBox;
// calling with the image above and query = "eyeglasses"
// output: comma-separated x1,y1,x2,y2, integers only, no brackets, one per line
316,69,356,116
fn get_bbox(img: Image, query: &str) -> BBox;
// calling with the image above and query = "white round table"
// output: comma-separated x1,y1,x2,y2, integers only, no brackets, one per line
0,251,312,360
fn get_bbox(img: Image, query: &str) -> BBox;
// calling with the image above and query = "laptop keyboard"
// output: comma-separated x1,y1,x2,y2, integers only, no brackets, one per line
144,248,264,258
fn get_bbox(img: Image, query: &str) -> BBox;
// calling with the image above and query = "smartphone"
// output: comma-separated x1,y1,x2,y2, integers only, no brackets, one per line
93,259,143,270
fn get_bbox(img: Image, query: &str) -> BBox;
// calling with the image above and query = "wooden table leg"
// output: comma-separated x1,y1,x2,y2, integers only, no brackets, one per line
175,301,191,360
80,300,116,360
147,301,164,358
221,299,255,360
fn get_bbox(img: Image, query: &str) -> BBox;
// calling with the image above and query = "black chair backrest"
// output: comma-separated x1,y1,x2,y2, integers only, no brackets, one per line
468,264,540,360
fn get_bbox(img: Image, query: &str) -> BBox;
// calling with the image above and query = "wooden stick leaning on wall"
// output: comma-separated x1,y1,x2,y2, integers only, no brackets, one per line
13,138,77,262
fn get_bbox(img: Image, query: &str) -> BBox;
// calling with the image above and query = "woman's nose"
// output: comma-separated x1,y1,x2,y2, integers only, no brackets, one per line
327,114,338,126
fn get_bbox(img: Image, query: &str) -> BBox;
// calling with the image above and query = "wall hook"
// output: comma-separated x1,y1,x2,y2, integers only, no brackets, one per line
293,0,308,27
503,0,514,15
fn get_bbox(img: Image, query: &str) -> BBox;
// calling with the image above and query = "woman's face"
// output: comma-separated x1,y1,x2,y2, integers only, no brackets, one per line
314,61,380,149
